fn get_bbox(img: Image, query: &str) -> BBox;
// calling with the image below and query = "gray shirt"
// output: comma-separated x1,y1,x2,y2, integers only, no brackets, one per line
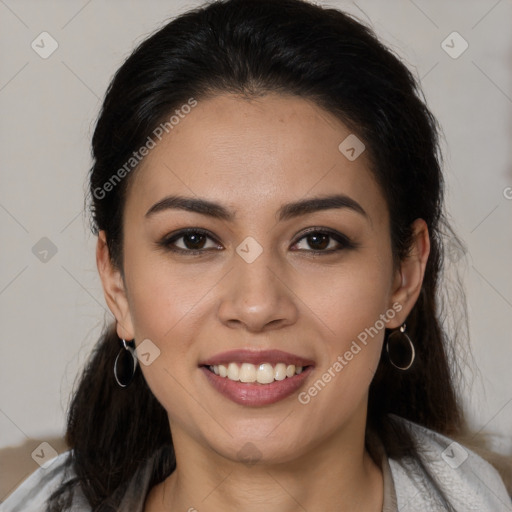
1,414,510,511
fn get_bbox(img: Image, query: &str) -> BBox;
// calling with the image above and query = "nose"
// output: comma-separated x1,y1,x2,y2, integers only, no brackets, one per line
217,247,299,333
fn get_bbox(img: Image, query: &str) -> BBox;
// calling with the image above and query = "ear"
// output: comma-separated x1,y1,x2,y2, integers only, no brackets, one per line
387,218,430,329
96,231,135,340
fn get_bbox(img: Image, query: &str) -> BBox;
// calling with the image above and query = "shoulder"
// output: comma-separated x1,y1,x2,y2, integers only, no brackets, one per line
387,414,512,511
0,450,89,512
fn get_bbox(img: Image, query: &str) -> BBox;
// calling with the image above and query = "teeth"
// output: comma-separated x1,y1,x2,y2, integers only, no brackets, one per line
208,363,305,384
256,363,275,384
274,363,287,381
239,363,256,383
227,362,239,381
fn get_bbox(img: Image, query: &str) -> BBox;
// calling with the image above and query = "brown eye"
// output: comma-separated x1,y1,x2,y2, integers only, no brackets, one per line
160,229,222,254
305,233,330,251
181,232,207,250
291,229,354,253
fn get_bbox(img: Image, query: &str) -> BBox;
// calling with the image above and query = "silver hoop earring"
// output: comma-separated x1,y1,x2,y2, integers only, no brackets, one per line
114,338,138,388
386,323,415,371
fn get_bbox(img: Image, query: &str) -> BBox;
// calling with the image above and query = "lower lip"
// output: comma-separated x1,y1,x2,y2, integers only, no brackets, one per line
200,366,313,407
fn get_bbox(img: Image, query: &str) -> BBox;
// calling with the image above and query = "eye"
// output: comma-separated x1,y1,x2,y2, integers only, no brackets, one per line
160,228,223,254
159,227,356,256
291,228,354,253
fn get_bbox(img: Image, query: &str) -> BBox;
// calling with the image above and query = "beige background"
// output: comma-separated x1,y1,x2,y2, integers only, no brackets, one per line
1,0,511,500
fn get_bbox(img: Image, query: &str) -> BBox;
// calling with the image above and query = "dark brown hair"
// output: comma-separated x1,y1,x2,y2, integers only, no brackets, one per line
48,0,478,508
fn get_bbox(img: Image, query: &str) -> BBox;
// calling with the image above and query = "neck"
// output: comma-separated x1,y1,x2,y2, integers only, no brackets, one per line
146,410,383,512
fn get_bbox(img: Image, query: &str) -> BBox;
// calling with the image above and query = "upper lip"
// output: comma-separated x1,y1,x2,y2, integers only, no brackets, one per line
199,349,315,367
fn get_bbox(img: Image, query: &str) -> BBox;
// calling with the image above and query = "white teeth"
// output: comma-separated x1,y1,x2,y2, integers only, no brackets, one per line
208,362,305,384
257,363,275,384
227,362,239,380
274,363,287,381
239,363,257,383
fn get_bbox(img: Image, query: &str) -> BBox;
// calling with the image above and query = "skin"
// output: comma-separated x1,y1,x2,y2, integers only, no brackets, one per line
97,93,430,512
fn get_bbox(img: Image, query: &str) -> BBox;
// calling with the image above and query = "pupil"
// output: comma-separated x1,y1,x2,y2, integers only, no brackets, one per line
185,233,205,249
309,234,328,250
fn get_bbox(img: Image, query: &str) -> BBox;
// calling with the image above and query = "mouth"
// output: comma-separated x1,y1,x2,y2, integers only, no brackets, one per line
199,349,315,406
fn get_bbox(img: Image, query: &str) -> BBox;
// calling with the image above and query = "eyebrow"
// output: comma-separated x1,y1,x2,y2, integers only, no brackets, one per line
145,193,369,222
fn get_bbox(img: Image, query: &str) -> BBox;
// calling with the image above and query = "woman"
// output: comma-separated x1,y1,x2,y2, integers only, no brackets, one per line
2,0,510,510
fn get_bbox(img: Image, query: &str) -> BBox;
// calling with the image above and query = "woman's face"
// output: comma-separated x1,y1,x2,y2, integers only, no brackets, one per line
100,93,424,465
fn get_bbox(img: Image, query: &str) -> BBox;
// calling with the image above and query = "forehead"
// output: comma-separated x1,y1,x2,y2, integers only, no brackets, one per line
126,93,387,225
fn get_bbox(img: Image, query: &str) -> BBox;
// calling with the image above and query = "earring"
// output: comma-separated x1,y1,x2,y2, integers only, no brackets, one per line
386,323,415,371
114,338,138,388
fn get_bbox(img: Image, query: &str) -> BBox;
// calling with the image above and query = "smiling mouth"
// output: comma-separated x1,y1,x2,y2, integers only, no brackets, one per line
203,362,312,385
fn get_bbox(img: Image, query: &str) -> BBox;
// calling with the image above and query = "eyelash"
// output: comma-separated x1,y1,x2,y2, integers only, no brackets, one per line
158,227,357,256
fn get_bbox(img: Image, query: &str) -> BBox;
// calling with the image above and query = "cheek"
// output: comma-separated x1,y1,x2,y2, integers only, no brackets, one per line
294,268,391,428
120,254,197,393
123,244,216,340
299,253,393,344
121,252,212,425
295,252,393,398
